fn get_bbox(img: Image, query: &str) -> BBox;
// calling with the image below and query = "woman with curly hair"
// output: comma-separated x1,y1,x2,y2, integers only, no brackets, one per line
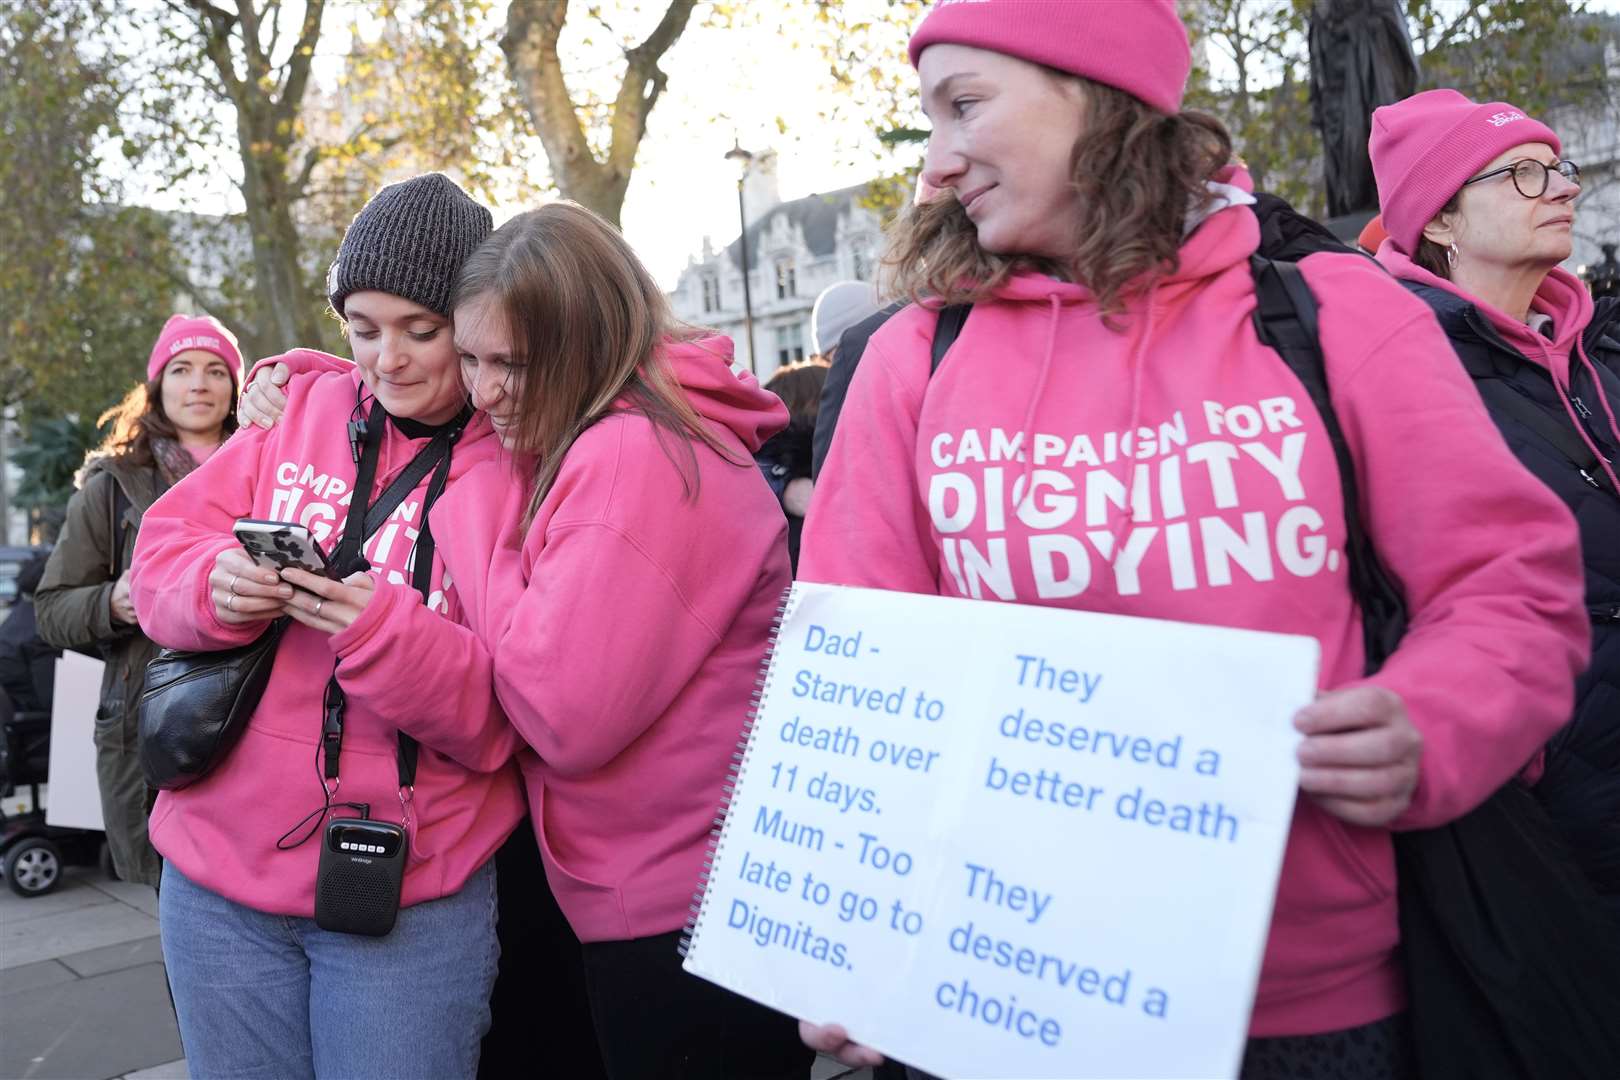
36,314,241,886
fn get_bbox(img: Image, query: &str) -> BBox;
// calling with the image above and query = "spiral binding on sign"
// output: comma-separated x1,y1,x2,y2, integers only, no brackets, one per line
679,583,801,959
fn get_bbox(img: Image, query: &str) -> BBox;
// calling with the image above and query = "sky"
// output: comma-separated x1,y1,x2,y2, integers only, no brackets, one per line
120,0,1620,292
615,11,920,290
118,0,921,292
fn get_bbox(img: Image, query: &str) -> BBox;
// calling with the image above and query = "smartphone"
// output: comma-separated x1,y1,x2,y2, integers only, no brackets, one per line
234,519,332,576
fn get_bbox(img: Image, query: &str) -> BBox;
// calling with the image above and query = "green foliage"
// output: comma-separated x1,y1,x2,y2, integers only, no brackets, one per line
819,0,1611,226
1408,0,1608,113
105,0,536,357
1182,0,1322,214
12,415,103,513
0,0,180,426
810,0,930,224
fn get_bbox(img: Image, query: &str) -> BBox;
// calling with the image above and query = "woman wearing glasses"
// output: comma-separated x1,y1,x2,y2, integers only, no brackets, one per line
1371,89,1620,922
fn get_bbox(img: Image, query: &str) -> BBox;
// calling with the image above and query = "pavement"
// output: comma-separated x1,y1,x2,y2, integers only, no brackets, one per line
1,865,869,1080
0,865,184,1080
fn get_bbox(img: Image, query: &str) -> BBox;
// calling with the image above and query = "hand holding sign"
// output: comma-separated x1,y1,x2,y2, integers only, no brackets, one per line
682,583,1318,1080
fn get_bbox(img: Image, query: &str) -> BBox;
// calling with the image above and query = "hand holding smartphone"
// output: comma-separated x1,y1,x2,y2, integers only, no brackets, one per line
233,519,332,577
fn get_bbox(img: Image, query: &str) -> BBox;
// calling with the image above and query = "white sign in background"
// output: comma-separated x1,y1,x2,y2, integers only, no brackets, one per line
45,650,107,832
684,583,1319,1080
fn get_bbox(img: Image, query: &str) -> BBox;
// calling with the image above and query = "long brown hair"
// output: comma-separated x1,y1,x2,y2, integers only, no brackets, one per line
884,78,1232,320
451,202,739,524
95,372,239,468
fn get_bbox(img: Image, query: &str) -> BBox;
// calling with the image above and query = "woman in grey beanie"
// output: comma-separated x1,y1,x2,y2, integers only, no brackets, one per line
129,173,528,1080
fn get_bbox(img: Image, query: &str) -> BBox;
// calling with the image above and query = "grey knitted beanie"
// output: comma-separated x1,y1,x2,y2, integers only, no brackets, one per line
326,173,494,319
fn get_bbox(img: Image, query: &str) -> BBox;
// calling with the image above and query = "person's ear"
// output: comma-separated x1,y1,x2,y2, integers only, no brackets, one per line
1421,208,1460,249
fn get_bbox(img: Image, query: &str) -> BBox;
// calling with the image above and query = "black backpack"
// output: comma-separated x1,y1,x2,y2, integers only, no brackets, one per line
921,196,1620,1077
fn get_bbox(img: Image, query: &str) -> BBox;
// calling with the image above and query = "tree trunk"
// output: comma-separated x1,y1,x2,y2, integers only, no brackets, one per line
502,0,696,228
186,0,326,354
237,109,321,352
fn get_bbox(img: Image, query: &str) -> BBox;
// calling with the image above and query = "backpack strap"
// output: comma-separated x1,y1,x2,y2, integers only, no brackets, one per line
1250,255,1409,672
932,304,972,373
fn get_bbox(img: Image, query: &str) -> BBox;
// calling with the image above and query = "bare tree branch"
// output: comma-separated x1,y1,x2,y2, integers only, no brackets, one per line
149,261,257,342
503,1,594,185
272,0,324,126
289,117,401,201
501,0,697,224
605,0,696,197
235,0,271,83
262,0,283,61
183,0,244,100
291,143,325,200
1427,0,1487,54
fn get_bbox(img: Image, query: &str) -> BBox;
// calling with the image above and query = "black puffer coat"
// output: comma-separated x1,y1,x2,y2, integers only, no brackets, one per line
1406,284,1620,920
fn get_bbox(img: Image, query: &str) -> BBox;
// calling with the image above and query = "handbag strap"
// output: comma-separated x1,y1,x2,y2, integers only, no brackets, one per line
321,399,468,790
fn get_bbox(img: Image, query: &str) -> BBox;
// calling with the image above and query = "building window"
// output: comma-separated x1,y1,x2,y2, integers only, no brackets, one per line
852,244,872,282
775,257,796,299
700,272,720,313
775,322,805,366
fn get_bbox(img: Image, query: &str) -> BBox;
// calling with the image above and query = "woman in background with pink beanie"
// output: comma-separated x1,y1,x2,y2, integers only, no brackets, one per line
1370,89,1620,925
798,1,1588,1077
35,314,242,887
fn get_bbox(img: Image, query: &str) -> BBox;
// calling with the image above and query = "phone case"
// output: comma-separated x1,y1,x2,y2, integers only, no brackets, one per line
234,519,331,575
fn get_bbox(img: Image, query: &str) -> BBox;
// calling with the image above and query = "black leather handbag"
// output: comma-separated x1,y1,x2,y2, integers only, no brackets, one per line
138,617,289,790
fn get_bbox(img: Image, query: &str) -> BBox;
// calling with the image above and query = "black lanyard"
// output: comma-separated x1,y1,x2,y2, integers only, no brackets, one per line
320,398,467,791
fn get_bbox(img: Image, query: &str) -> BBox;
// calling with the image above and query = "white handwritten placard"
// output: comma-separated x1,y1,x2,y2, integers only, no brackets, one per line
683,582,1317,1080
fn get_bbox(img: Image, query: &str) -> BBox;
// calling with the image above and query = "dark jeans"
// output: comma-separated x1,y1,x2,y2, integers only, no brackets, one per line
903,1013,1415,1080
478,822,607,1080
581,929,814,1080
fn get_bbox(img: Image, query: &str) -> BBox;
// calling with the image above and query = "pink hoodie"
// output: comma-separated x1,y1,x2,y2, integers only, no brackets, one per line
130,354,527,916
434,335,792,943
801,173,1588,1036
1377,244,1620,493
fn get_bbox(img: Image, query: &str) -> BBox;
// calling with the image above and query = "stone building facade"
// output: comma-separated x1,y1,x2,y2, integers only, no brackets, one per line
668,153,885,381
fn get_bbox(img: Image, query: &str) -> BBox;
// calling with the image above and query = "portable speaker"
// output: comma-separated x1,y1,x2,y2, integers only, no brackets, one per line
315,818,406,937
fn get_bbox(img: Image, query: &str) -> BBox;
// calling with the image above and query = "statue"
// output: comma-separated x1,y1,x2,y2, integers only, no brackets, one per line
1309,0,1420,218
1590,244,1620,301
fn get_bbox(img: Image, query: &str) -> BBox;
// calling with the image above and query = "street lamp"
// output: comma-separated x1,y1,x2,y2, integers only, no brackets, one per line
724,140,758,374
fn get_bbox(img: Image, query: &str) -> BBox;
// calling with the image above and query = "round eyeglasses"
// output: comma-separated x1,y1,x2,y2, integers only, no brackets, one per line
1461,158,1580,199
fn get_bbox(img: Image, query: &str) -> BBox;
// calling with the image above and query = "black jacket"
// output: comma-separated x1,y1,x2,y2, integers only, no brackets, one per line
811,303,904,479
0,599,56,714
1407,282,1620,918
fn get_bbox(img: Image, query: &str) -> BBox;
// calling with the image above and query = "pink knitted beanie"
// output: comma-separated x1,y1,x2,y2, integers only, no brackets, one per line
146,314,244,385
908,0,1190,115
1369,89,1562,254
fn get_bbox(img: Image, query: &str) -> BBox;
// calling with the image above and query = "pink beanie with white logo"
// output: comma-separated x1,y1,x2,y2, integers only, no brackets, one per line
908,0,1190,115
146,314,244,385
1369,88,1561,255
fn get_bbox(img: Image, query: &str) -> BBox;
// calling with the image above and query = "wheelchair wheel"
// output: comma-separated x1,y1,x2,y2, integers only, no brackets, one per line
6,836,63,896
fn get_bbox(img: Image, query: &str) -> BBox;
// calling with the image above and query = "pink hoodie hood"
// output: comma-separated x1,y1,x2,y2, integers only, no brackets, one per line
657,334,787,452
802,184,1586,1035
1379,244,1620,492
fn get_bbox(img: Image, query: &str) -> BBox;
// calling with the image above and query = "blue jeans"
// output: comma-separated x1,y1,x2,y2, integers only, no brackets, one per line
160,859,499,1080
